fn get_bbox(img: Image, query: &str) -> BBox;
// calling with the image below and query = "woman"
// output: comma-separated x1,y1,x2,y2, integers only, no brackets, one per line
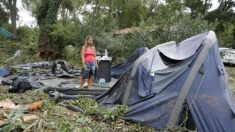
80,36,98,88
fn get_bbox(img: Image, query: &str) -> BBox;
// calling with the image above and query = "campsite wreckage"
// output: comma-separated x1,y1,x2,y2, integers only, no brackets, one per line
0,31,235,131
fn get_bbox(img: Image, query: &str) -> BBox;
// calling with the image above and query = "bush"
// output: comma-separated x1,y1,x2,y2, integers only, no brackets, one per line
17,26,39,44
154,14,217,44
50,21,77,56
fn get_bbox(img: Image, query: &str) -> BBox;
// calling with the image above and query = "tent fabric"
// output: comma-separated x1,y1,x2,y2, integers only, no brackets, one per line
157,32,207,60
111,47,148,79
97,70,133,105
130,42,174,78
0,67,11,77
14,61,51,70
51,60,81,78
97,31,235,131
7,77,41,93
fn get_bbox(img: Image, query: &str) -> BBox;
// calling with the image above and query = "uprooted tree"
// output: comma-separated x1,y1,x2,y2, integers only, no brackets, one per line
35,0,61,59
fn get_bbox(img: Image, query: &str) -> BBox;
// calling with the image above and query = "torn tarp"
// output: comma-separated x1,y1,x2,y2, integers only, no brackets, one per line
3,76,41,93
44,86,106,99
0,67,11,77
51,60,81,77
14,61,52,70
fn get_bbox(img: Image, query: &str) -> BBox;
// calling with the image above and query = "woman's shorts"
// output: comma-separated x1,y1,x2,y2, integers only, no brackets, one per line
85,62,95,74
81,62,95,79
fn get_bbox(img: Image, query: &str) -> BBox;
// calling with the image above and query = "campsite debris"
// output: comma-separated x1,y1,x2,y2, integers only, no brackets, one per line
0,119,7,126
58,101,84,113
0,99,19,111
25,100,43,112
0,99,42,113
13,61,52,70
0,112,40,131
22,114,40,123
0,99,42,131
7,49,21,62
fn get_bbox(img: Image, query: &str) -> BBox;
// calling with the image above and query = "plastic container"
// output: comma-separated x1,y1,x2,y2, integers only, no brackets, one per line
96,59,112,82
105,49,108,57
98,78,106,86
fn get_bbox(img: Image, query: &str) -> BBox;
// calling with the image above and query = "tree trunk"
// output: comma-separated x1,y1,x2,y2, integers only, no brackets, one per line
38,31,47,59
37,0,61,59
109,0,112,17
8,0,17,37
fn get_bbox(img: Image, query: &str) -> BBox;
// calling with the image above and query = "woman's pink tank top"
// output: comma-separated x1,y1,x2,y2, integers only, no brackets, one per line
84,48,95,63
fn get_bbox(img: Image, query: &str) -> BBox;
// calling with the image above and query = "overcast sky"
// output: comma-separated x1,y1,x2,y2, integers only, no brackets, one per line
17,0,220,27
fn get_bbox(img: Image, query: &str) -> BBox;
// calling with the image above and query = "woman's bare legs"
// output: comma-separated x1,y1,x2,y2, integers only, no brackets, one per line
88,77,93,88
80,76,84,88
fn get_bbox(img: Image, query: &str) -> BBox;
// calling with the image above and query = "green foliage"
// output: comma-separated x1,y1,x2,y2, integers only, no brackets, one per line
0,4,9,26
20,0,235,62
23,43,38,56
117,1,147,28
100,105,128,121
1,23,12,34
68,97,128,121
205,0,235,47
1,111,27,132
1,41,21,54
35,0,61,29
95,33,127,60
217,24,235,48
63,45,80,66
184,0,211,17
50,21,76,53
17,26,39,44
0,41,39,66
123,26,154,50
154,14,217,43
69,97,98,114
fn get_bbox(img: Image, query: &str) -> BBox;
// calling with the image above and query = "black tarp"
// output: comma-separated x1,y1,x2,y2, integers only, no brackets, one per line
7,77,41,93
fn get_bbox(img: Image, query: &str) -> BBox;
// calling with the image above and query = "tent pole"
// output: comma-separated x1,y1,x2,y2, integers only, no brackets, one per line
167,36,213,127
122,72,134,105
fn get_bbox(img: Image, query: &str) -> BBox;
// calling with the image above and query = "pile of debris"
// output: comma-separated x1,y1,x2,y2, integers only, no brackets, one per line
0,99,42,131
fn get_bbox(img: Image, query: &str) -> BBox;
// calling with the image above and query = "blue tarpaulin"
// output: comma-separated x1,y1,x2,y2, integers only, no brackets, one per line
0,67,11,77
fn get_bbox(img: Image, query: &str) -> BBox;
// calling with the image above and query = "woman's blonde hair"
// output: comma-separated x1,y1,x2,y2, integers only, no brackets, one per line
85,36,93,47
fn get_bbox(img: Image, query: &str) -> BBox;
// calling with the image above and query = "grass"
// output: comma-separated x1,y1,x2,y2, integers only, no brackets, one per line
0,86,154,131
226,66,235,90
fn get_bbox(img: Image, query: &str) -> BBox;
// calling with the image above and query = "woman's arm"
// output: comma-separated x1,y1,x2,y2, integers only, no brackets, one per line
81,46,86,68
93,47,98,68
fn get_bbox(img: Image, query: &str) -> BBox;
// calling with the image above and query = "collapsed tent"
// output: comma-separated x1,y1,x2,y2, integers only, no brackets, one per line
97,31,235,131
111,47,148,78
